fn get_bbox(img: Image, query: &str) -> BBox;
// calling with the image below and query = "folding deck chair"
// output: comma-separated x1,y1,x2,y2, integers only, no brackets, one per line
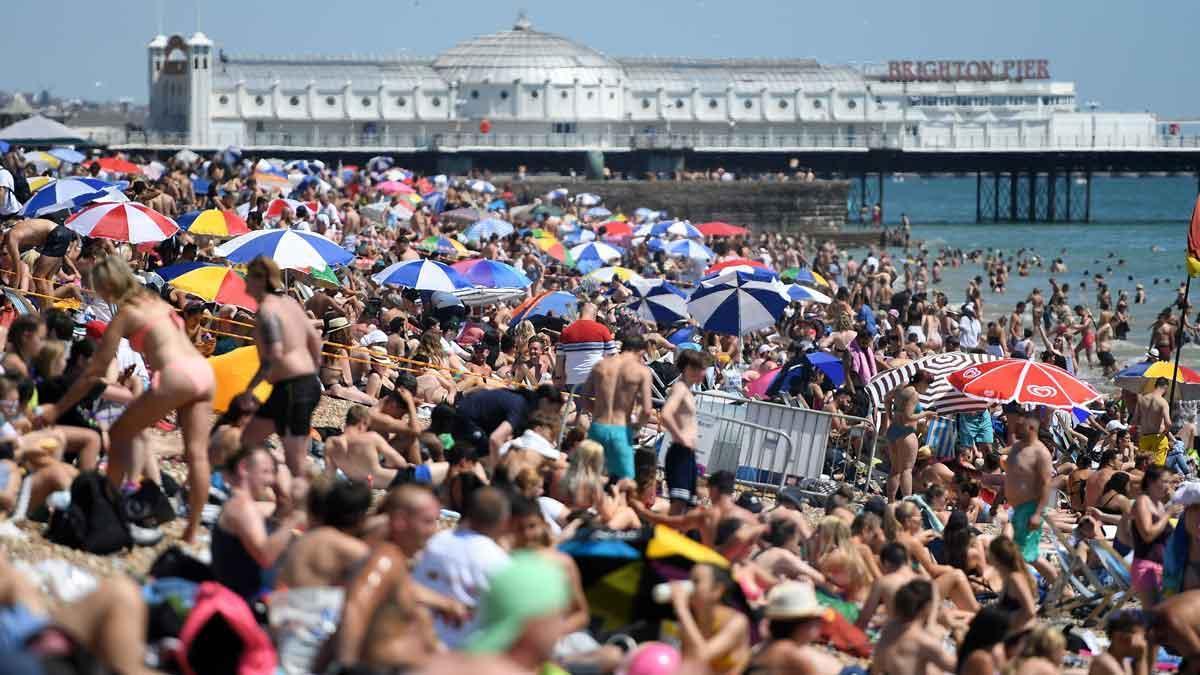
1086,539,1134,619
1043,528,1128,626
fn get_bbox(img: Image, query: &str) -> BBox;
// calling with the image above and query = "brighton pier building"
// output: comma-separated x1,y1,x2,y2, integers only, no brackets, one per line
141,15,1160,171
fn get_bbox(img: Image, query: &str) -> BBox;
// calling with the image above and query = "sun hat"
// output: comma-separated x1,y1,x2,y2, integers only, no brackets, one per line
467,552,569,654
325,316,351,335
764,581,826,620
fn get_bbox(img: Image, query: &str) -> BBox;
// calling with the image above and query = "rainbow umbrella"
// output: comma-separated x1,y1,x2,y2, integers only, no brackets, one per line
169,265,257,311
417,235,469,257
534,236,573,265
177,209,250,237
1115,360,1200,398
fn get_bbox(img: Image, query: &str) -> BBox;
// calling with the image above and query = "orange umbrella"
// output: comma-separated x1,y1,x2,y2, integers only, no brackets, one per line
87,157,142,175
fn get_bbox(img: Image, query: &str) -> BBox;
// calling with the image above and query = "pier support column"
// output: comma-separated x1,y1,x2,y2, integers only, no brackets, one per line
859,174,867,212
1084,169,1092,223
993,172,1000,223
1065,171,1072,222
1027,172,1036,222
1047,169,1056,222
1009,172,1018,222
975,172,982,223
878,172,885,222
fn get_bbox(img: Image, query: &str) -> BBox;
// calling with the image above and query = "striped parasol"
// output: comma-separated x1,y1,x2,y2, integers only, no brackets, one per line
65,202,178,243
866,351,1001,423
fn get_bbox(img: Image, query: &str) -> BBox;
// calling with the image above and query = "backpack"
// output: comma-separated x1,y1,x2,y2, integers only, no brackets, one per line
121,479,176,528
178,582,277,675
46,471,132,555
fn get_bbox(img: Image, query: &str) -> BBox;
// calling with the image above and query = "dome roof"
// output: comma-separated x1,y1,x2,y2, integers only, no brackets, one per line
432,14,624,87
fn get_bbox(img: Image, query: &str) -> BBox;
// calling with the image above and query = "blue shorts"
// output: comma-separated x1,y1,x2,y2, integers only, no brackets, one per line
589,423,635,479
957,410,995,446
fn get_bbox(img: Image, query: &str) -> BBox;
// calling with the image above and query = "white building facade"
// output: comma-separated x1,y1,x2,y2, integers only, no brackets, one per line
144,16,1158,152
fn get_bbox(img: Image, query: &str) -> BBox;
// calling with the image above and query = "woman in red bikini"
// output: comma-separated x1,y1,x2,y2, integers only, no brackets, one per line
42,255,214,543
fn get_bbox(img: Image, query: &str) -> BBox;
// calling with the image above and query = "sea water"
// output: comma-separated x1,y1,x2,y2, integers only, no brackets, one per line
843,176,1199,385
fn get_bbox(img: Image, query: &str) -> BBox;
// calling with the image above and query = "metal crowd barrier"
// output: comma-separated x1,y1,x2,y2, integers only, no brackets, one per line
676,391,876,492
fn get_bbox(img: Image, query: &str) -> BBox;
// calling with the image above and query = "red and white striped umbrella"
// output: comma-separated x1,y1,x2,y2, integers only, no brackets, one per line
947,358,1102,410
235,198,319,221
66,202,179,243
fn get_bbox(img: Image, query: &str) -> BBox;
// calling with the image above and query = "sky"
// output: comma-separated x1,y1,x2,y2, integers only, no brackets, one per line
7,0,1199,118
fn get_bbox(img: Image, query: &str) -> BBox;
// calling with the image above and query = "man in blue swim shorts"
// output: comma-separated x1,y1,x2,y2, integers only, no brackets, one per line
583,332,654,481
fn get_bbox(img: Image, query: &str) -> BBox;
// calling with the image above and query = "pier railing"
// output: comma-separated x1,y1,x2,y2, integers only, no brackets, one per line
90,128,1200,153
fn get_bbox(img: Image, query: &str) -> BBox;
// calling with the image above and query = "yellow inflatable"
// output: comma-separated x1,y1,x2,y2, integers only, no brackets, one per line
208,346,272,413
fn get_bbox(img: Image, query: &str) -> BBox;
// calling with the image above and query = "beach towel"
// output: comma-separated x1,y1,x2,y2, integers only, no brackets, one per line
925,417,957,461
904,494,945,536
1164,520,1191,595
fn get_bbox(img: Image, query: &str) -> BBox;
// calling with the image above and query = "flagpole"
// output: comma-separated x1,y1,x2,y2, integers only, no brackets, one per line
1170,274,1192,404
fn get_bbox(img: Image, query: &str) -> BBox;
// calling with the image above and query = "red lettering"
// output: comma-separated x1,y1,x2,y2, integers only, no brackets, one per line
952,61,965,78
888,61,902,80
1036,59,1050,79
977,61,994,80
937,61,951,80
1023,60,1036,79
1002,60,1018,80
902,61,916,80
922,61,938,80
964,61,980,79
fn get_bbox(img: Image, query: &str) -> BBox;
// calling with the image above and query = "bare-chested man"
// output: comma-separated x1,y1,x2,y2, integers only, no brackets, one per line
660,349,708,515
1149,590,1200,675
1004,405,1057,582
872,579,956,675
240,256,324,476
1134,377,1172,467
324,405,416,488
857,542,923,630
3,216,76,295
583,331,654,480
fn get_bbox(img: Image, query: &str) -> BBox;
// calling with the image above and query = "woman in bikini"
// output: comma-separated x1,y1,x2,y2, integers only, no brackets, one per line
885,370,936,501
42,255,214,543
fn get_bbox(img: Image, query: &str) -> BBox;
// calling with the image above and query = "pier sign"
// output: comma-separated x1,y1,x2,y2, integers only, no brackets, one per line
885,59,1050,82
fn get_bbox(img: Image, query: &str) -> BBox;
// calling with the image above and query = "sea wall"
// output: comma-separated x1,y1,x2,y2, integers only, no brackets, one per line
514,179,849,234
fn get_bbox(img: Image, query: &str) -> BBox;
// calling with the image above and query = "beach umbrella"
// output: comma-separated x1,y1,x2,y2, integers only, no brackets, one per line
534,236,572,264
467,179,496,194
235,198,318,221
19,177,125,217
214,229,354,270
26,176,54,193
585,206,612,219
141,161,167,181
173,149,199,164
546,188,570,201
176,209,250,237
627,278,689,325
575,193,602,206
665,239,715,262
705,258,773,276
149,261,214,284
1114,361,1200,398
687,269,790,336
783,267,830,288
510,291,579,325
24,151,61,172
371,259,473,292
169,265,257,311
450,259,531,289
87,157,142,175
786,283,833,304
417,235,469,257
598,221,633,240
563,228,597,245
191,177,211,196
696,221,748,237
867,352,1000,422
423,191,446,213
805,351,846,387
464,217,515,243
441,207,486,225
531,203,564,219
643,237,668,253
66,202,177,243
569,242,623,267
251,171,291,192
366,156,394,173
633,208,661,223
947,358,1102,410
656,220,704,239
376,180,414,195
586,266,643,283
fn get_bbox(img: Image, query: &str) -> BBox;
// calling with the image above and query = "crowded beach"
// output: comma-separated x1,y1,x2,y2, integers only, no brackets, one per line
0,147,1198,675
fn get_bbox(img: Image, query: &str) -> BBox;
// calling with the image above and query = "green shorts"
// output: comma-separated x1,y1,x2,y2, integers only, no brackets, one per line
1011,500,1043,564
589,422,635,479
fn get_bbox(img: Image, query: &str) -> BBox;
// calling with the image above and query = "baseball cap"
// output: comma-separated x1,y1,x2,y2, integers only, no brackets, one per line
1105,420,1128,432
736,492,764,514
467,552,569,653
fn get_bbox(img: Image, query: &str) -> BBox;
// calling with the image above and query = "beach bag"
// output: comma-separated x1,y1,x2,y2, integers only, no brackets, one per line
46,471,131,555
178,582,277,675
144,577,200,641
121,479,176,528
150,546,214,584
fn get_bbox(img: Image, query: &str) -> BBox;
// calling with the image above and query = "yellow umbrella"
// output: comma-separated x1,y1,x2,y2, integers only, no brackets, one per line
24,151,61,171
586,266,643,283
208,346,273,413
27,176,55,193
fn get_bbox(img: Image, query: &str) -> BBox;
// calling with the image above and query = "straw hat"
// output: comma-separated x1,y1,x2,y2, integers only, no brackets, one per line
764,582,826,620
325,316,351,334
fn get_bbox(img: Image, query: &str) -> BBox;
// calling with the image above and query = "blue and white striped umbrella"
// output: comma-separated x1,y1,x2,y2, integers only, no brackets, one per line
651,220,703,239
644,237,667,252
546,188,570,200
562,228,596,245
372,259,474,292
366,156,395,173
214,229,354,271
627,278,689,325
19,177,126,217
422,191,446,213
48,148,86,164
468,180,496,194
786,283,833,304
284,159,325,175
688,269,790,336
585,206,612,219
569,241,623,267
633,207,660,223
575,193,602,206
665,239,715,262
464,218,515,243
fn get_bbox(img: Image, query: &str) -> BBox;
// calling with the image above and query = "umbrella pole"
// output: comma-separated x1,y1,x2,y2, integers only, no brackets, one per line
1169,275,1192,405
